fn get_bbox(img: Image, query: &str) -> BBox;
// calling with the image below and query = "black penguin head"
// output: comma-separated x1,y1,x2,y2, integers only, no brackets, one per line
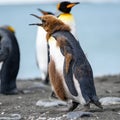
37,8,54,15
1,25,15,34
57,1,80,13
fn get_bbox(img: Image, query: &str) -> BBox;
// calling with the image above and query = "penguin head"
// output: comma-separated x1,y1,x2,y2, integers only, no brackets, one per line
30,14,71,39
57,1,80,13
36,15,56,32
30,14,64,32
37,8,54,15
3,25,15,33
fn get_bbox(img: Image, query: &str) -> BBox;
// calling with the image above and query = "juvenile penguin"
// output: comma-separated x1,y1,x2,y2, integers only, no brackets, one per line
30,15,102,111
0,26,20,95
35,9,54,84
36,1,79,84
57,1,79,35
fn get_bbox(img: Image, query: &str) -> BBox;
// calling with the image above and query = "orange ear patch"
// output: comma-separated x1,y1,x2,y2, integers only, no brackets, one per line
57,3,60,10
7,26,15,33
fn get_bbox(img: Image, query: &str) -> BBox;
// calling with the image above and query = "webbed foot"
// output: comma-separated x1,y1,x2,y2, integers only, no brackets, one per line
1,88,19,95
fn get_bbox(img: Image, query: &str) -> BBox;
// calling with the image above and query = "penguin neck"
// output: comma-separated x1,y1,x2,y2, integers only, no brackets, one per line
58,13,76,36
46,23,71,41
58,13,74,21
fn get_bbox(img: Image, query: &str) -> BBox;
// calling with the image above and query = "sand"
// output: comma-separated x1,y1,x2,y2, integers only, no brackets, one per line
0,74,120,120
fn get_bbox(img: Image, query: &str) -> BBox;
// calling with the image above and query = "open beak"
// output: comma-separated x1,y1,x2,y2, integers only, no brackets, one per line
30,14,41,20
37,8,48,15
38,8,54,15
29,23,42,26
67,2,80,8
29,14,42,26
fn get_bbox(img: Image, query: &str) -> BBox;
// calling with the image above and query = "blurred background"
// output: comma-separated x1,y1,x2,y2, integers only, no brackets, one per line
0,0,120,79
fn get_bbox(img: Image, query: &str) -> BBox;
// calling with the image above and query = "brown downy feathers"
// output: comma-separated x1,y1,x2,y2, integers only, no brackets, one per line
40,15,71,40
48,57,67,101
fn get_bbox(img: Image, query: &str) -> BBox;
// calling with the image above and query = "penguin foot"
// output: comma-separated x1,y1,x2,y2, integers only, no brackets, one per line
43,78,49,85
43,74,49,85
55,101,79,112
80,104,90,112
1,88,19,95
67,101,79,112
94,101,103,109
50,91,58,99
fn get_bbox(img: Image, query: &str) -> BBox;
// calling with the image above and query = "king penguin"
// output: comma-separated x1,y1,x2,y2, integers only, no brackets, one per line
35,9,54,84
57,1,79,35
30,15,102,111
0,25,20,95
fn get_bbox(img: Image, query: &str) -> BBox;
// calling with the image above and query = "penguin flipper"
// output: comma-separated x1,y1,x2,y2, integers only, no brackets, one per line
54,35,78,96
56,35,73,74
73,63,102,108
65,52,72,74
0,42,9,62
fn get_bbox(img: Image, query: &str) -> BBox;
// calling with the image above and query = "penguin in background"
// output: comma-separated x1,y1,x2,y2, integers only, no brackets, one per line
30,15,102,111
0,25,20,95
57,1,80,35
35,9,54,84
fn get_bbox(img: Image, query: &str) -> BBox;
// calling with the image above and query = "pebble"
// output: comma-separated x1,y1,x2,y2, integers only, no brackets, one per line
1,112,5,115
0,114,21,120
17,96,22,99
67,111,93,119
118,112,120,115
36,116,46,120
99,97,120,105
36,99,67,107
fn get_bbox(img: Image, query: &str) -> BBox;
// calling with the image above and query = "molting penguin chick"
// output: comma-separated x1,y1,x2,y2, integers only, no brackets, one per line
30,15,102,111
35,9,54,84
57,1,79,35
0,25,20,95
30,14,71,101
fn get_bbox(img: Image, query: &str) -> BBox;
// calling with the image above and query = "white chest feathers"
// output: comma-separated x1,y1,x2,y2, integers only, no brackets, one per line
48,37,64,74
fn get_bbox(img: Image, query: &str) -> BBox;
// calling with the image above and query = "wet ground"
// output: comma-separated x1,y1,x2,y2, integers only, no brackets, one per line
0,74,120,120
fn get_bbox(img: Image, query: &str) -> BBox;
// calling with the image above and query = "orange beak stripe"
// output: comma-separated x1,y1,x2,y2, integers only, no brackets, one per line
67,3,76,8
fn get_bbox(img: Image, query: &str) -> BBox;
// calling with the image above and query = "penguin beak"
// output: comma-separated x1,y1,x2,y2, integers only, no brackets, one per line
67,2,80,8
37,8,48,15
29,14,42,26
29,23,42,26
30,14,42,20
37,8,54,15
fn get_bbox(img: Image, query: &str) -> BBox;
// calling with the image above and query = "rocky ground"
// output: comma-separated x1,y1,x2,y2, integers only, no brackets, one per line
0,74,120,120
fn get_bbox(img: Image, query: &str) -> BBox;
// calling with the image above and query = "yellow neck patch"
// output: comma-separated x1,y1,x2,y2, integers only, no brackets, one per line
58,13,74,21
